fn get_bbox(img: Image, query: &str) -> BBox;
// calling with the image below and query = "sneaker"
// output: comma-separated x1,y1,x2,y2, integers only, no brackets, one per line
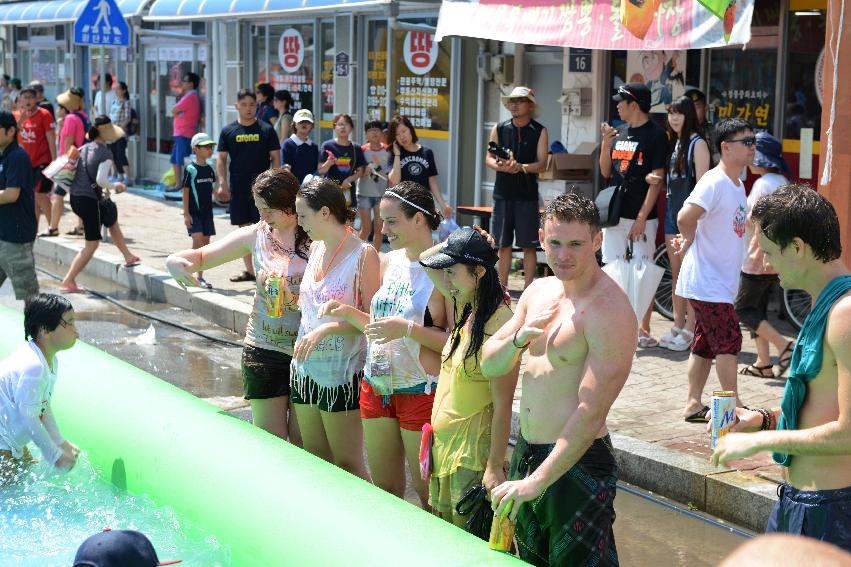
664,333,692,351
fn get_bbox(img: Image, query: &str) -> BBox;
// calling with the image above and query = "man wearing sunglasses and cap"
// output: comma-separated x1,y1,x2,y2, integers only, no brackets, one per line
486,86,549,290
600,82,669,347
672,118,754,423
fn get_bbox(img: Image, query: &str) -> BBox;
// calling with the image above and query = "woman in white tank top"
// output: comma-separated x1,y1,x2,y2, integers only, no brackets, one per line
166,169,309,443
320,182,450,506
292,178,380,480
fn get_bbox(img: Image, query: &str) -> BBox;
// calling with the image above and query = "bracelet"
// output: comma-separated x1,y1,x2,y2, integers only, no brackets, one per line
756,408,772,431
512,329,531,349
406,320,414,337
521,164,528,175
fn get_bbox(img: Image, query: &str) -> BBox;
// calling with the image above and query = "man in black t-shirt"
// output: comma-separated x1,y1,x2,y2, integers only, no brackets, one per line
0,110,38,299
485,86,548,289
216,89,280,282
600,82,668,347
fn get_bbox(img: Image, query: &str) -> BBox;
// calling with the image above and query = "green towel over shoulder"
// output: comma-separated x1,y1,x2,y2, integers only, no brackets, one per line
774,274,851,466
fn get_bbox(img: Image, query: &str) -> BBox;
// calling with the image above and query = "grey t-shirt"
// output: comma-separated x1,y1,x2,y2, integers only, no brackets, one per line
69,142,112,199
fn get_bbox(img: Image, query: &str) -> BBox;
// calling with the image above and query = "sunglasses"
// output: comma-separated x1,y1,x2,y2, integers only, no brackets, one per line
507,98,530,104
725,136,757,147
617,85,636,100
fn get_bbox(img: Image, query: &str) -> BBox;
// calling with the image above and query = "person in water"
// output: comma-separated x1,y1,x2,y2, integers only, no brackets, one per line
711,185,851,552
0,294,80,484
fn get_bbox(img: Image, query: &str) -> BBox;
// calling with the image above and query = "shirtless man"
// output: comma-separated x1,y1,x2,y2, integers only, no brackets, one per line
483,193,637,566
711,186,851,551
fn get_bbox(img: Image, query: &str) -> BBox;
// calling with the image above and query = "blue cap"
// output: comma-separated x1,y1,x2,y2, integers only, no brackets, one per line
752,132,790,176
73,529,181,567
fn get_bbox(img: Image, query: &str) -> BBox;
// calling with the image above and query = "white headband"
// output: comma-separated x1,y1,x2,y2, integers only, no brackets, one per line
384,190,434,217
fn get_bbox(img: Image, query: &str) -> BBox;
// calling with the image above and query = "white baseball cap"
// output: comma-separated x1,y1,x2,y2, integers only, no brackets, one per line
293,109,314,124
190,133,216,147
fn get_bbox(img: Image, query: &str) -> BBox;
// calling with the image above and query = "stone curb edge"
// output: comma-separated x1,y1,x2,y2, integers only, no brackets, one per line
34,236,776,533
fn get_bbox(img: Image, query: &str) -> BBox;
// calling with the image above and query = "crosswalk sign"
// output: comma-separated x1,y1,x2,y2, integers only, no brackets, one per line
74,0,129,47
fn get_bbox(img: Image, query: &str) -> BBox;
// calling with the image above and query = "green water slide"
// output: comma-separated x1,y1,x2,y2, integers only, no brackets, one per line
0,306,522,566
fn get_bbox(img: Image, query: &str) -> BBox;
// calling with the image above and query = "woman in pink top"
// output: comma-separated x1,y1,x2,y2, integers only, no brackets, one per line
49,88,89,236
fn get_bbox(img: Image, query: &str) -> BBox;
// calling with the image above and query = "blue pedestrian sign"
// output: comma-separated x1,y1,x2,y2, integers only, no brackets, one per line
74,0,129,47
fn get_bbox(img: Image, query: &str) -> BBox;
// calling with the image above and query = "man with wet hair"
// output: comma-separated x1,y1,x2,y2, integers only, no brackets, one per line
484,192,636,566
0,294,80,484
711,185,851,551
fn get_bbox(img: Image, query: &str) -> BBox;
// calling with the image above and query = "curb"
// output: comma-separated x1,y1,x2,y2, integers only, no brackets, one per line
34,235,775,533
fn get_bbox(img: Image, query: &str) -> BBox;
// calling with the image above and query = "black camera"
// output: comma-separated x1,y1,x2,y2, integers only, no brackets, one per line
370,164,383,182
487,141,512,162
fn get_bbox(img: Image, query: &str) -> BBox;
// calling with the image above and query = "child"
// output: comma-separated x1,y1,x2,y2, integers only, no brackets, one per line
0,294,79,485
356,120,391,248
182,133,218,289
281,109,319,186
318,113,366,207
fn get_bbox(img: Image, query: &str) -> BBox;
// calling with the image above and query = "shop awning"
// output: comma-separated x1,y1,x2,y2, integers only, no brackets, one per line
0,0,149,25
436,0,755,50
145,0,389,21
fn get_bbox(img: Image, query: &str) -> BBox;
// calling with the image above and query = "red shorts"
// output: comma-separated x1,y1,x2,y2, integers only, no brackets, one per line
360,380,435,431
689,299,742,359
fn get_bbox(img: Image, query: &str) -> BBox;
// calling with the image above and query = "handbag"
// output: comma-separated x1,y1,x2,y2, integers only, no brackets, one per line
43,146,80,190
99,196,118,228
596,143,642,228
454,484,494,541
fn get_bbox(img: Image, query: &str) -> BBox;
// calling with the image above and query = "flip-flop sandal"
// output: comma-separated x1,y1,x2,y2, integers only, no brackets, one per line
65,226,84,236
739,364,774,378
684,405,710,423
59,285,86,294
123,257,141,268
38,228,60,237
775,341,795,378
638,334,659,348
229,271,256,283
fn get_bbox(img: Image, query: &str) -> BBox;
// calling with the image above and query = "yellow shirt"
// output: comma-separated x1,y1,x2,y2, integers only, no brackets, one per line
430,305,511,478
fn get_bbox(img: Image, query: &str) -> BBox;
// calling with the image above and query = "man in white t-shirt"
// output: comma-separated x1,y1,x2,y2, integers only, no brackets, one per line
0,294,79,484
672,118,754,422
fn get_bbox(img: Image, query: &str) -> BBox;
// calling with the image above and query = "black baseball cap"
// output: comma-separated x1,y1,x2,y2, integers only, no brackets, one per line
73,529,181,567
683,87,707,103
0,110,17,129
420,227,498,269
613,83,652,113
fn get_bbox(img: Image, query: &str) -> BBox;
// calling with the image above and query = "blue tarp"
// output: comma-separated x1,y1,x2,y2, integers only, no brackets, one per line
146,0,386,21
0,0,149,24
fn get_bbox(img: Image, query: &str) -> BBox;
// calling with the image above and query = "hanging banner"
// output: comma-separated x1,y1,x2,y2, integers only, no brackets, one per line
436,0,754,50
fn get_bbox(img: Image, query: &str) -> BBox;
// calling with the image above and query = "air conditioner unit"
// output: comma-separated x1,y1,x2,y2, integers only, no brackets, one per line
492,54,514,85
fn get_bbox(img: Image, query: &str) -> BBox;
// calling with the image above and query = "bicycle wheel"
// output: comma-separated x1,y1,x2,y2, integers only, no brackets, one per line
653,243,674,321
782,288,812,331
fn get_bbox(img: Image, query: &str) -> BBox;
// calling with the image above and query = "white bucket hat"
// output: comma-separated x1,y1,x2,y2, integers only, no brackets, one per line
500,86,537,110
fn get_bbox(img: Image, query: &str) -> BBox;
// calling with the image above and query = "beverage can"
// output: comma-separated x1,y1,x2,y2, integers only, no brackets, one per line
265,275,284,318
711,390,737,449
488,502,516,552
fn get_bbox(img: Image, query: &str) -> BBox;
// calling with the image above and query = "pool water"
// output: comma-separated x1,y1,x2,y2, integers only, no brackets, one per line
1,454,230,566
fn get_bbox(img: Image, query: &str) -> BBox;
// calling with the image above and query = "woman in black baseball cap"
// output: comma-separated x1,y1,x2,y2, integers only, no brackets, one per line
419,227,517,527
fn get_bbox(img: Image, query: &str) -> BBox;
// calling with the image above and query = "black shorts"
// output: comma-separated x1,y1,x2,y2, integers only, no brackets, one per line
734,272,779,335
229,189,260,226
70,195,116,241
33,164,53,194
242,344,292,400
108,138,129,170
491,199,540,249
291,371,361,413
187,212,216,237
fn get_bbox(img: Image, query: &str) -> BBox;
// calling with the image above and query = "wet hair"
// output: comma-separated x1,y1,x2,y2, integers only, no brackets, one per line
364,120,384,132
252,168,311,260
387,115,419,146
445,262,507,369
236,89,256,102
86,114,112,142
297,177,356,225
666,96,702,176
256,83,274,100
751,184,841,263
87,115,112,141
715,117,752,155
24,294,73,341
542,192,601,233
382,181,442,231
274,90,294,107
332,113,354,129
183,72,200,89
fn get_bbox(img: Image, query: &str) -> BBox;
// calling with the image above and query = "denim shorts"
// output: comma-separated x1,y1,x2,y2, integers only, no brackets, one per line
357,195,382,210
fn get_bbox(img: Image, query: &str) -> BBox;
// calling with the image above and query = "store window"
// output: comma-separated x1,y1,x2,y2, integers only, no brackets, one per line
366,20,388,122
261,24,315,113
391,18,451,132
320,21,335,123
783,10,825,141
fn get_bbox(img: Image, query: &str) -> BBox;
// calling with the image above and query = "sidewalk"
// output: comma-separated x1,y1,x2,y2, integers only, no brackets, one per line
34,187,794,531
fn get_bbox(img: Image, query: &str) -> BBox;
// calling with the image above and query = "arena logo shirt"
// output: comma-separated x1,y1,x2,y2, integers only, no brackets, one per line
218,119,280,193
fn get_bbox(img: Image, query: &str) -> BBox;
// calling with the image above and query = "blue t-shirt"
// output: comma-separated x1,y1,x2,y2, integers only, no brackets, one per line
281,135,320,185
0,141,35,244
320,140,366,185
182,161,216,217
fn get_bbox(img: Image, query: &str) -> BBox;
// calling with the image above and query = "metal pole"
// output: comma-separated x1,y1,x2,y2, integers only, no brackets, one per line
98,48,106,116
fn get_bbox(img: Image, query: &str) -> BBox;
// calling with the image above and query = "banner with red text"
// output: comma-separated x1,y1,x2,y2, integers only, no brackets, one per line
436,0,754,50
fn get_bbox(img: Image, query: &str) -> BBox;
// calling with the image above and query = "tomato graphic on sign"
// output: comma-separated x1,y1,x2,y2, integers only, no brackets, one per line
278,28,305,74
403,31,439,76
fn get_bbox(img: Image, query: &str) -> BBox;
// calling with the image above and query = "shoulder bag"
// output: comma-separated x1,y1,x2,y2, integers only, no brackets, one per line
596,144,641,228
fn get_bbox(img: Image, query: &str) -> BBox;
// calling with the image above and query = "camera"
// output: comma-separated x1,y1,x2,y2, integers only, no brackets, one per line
487,141,512,162
370,164,383,182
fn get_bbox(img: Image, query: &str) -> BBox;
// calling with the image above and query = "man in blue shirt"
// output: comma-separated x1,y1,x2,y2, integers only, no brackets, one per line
0,110,37,300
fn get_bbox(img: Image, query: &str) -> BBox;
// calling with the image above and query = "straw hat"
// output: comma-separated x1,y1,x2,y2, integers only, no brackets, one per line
97,122,125,143
501,86,537,110
57,89,84,112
